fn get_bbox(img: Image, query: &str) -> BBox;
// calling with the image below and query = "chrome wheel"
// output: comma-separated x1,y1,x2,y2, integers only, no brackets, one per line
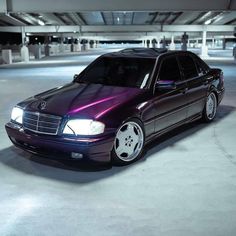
114,121,144,162
206,92,217,120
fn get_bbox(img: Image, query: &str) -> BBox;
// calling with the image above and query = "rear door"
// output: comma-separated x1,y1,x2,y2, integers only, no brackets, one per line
177,54,208,118
152,55,188,133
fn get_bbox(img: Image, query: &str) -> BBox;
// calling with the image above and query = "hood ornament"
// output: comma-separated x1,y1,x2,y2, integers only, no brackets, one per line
39,100,47,110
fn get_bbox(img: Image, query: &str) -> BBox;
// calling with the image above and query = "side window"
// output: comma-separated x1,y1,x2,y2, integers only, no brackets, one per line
194,57,209,76
158,56,181,82
178,55,198,79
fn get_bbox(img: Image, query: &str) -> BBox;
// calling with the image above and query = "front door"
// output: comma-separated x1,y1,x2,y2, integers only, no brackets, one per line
152,56,188,133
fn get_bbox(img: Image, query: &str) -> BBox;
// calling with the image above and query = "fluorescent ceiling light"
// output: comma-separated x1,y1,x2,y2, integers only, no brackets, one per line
38,19,45,26
204,19,212,25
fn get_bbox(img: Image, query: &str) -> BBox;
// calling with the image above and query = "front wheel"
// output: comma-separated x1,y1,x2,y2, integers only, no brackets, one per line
112,119,145,165
202,92,217,122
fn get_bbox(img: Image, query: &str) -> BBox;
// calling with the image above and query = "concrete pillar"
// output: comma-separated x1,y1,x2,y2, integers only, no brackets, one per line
211,37,215,49
157,39,160,48
201,29,208,58
169,35,175,50
33,44,41,59
59,37,64,53
187,39,190,48
142,40,145,47
162,37,166,49
222,38,226,50
44,36,51,56
20,45,29,62
2,49,12,64
181,32,188,51
152,38,157,48
146,39,150,48
233,46,236,62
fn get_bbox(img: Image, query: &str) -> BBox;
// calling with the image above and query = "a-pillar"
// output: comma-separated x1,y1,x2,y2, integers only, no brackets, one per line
201,28,208,58
169,35,175,50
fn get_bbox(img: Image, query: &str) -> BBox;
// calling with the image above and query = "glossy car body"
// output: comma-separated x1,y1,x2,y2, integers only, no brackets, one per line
5,48,225,164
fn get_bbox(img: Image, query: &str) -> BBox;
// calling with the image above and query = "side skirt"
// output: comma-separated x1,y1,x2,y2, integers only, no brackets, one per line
145,113,202,145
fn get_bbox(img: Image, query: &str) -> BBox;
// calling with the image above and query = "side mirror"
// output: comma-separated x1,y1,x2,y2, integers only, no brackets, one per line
155,80,176,90
73,74,80,82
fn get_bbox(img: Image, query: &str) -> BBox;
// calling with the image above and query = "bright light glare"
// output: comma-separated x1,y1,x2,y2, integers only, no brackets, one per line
11,107,23,124
63,119,105,135
38,19,45,26
204,19,212,25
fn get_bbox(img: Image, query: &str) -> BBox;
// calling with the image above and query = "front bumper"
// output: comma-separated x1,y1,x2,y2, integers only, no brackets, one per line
5,122,115,164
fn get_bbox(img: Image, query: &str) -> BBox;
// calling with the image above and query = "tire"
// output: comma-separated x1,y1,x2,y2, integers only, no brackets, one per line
202,92,217,122
111,118,145,166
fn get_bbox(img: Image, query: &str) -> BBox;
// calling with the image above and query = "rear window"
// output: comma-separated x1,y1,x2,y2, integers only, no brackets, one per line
178,55,198,79
158,56,181,82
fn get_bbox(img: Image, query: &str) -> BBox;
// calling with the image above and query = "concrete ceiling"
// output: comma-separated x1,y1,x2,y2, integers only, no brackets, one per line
0,11,235,27
0,0,235,40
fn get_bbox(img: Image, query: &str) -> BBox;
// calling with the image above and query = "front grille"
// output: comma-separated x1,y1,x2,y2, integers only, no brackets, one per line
23,111,62,135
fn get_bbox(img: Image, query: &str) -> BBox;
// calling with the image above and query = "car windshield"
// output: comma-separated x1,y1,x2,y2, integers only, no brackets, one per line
77,56,156,88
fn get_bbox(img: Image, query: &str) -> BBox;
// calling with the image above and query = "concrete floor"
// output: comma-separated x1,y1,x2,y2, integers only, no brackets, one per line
0,49,236,236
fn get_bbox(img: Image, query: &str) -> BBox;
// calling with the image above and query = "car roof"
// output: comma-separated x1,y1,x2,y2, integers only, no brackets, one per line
101,48,194,59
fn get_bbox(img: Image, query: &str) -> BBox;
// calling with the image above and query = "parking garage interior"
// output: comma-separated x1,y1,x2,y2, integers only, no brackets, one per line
0,0,236,235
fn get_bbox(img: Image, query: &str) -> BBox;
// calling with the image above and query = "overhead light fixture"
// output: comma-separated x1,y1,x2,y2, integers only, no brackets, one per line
204,19,212,25
73,31,76,33
38,19,45,26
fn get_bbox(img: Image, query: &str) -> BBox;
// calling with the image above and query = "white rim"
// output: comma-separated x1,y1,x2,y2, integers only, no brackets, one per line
206,93,217,120
114,121,144,162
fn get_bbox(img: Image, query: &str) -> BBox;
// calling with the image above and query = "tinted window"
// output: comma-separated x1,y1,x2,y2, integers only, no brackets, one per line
77,57,156,88
178,55,198,79
158,56,181,82
194,56,209,75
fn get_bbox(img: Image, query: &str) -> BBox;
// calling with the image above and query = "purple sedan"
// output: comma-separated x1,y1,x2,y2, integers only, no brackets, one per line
5,48,224,165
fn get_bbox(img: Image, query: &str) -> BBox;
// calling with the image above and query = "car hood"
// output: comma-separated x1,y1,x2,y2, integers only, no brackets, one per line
21,82,145,119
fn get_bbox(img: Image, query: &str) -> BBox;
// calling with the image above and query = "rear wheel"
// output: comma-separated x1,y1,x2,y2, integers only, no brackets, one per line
112,119,145,165
202,92,217,122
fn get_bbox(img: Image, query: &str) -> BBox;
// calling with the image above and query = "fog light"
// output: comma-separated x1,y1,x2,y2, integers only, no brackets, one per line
71,152,83,159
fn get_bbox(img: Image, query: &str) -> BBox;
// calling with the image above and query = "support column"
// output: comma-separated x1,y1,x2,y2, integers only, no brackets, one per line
187,39,190,48
152,38,157,48
222,38,226,50
201,29,208,58
44,36,51,57
157,39,160,48
59,36,64,53
162,36,166,49
181,32,188,51
169,35,175,50
211,37,215,49
146,39,150,48
2,49,12,64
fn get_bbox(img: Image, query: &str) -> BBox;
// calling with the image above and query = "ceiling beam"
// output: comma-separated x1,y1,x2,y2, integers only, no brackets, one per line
3,0,236,12
149,12,159,25
0,25,234,33
100,12,107,25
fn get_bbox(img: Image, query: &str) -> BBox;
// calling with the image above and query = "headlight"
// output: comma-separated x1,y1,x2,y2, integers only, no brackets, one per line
11,107,23,124
63,119,105,135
